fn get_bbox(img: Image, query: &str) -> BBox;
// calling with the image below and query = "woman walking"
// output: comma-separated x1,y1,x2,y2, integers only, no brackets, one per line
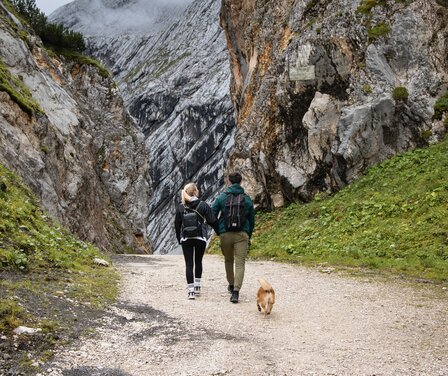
175,183,218,299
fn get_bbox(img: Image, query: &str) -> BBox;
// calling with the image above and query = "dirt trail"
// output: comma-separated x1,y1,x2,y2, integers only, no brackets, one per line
46,255,448,376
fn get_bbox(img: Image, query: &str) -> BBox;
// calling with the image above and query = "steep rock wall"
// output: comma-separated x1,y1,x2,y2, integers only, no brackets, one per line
220,0,448,208
53,0,235,254
0,3,151,252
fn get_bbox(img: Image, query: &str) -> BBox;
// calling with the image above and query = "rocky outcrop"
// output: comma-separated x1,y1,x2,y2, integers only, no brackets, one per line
0,3,151,253
220,0,448,208
52,0,235,254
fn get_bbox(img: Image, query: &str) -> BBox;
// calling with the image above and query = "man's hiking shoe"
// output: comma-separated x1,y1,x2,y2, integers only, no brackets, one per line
187,290,195,300
194,285,201,296
227,284,234,294
230,290,239,303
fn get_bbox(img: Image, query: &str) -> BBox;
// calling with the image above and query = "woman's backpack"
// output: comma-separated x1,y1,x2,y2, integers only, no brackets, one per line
181,203,205,238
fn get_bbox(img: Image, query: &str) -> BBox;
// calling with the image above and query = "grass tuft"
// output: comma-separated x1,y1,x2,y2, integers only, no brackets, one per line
392,86,409,101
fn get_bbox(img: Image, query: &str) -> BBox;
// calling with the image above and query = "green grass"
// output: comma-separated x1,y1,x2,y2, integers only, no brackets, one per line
210,137,448,283
0,163,119,332
0,58,43,116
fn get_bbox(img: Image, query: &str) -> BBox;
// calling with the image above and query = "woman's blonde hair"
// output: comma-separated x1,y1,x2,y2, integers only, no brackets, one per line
181,182,199,205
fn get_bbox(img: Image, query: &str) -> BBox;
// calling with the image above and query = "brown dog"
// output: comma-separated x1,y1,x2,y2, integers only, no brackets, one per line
256,279,275,318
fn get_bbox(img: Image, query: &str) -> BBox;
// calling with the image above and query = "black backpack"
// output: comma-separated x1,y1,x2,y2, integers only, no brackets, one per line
224,193,245,231
181,204,204,238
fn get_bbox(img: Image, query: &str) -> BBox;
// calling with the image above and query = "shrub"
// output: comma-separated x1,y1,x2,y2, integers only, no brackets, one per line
421,130,432,141
434,92,448,120
393,86,409,101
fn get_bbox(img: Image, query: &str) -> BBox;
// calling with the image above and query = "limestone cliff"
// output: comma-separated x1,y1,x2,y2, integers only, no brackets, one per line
220,0,448,208
52,0,235,254
0,2,151,253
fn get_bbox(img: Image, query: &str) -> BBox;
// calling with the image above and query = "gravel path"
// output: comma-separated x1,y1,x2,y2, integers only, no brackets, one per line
45,254,448,376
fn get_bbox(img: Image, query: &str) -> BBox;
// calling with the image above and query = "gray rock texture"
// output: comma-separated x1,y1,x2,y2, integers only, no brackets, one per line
220,0,448,207
0,3,151,253
52,0,235,254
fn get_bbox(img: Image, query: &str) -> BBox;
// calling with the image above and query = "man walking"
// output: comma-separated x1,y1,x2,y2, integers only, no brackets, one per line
213,172,255,303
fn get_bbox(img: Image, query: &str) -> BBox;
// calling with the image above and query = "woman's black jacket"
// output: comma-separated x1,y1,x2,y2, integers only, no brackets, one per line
174,199,219,244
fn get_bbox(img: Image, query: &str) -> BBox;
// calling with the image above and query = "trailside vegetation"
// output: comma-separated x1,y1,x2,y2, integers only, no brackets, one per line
0,164,118,373
209,137,448,283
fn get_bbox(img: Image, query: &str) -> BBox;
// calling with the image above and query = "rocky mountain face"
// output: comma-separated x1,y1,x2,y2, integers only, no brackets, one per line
52,0,235,254
0,2,151,253
220,0,448,208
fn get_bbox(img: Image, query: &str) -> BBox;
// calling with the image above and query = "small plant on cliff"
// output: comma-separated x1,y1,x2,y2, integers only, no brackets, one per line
362,84,373,94
393,86,409,101
356,0,388,15
434,92,448,120
368,22,391,42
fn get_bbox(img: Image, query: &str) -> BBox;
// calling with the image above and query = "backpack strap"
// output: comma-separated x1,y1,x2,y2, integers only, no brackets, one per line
183,203,206,222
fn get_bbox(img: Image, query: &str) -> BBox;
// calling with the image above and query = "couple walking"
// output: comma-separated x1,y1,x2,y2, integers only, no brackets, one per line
174,172,255,303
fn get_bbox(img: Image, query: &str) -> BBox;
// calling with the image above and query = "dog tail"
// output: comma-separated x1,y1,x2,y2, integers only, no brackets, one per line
258,278,273,292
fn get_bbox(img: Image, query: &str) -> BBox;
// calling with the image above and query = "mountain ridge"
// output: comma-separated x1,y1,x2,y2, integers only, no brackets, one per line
53,0,235,254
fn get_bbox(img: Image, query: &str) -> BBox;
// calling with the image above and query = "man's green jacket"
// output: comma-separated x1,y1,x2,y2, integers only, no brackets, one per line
212,184,255,237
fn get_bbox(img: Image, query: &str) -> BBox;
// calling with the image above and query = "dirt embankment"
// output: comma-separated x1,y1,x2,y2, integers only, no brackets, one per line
44,255,448,375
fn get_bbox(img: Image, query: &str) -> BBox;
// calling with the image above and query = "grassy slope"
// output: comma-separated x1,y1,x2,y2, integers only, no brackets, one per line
0,164,118,373
210,137,448,283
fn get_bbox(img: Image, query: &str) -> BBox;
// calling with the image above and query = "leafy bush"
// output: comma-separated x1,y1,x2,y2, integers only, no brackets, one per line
393,86,409,101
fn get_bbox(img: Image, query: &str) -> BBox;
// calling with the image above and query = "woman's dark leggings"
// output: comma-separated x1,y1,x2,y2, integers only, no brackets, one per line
181,239,206,284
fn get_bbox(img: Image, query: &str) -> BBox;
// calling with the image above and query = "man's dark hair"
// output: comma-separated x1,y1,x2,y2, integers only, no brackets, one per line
228,172,242,184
